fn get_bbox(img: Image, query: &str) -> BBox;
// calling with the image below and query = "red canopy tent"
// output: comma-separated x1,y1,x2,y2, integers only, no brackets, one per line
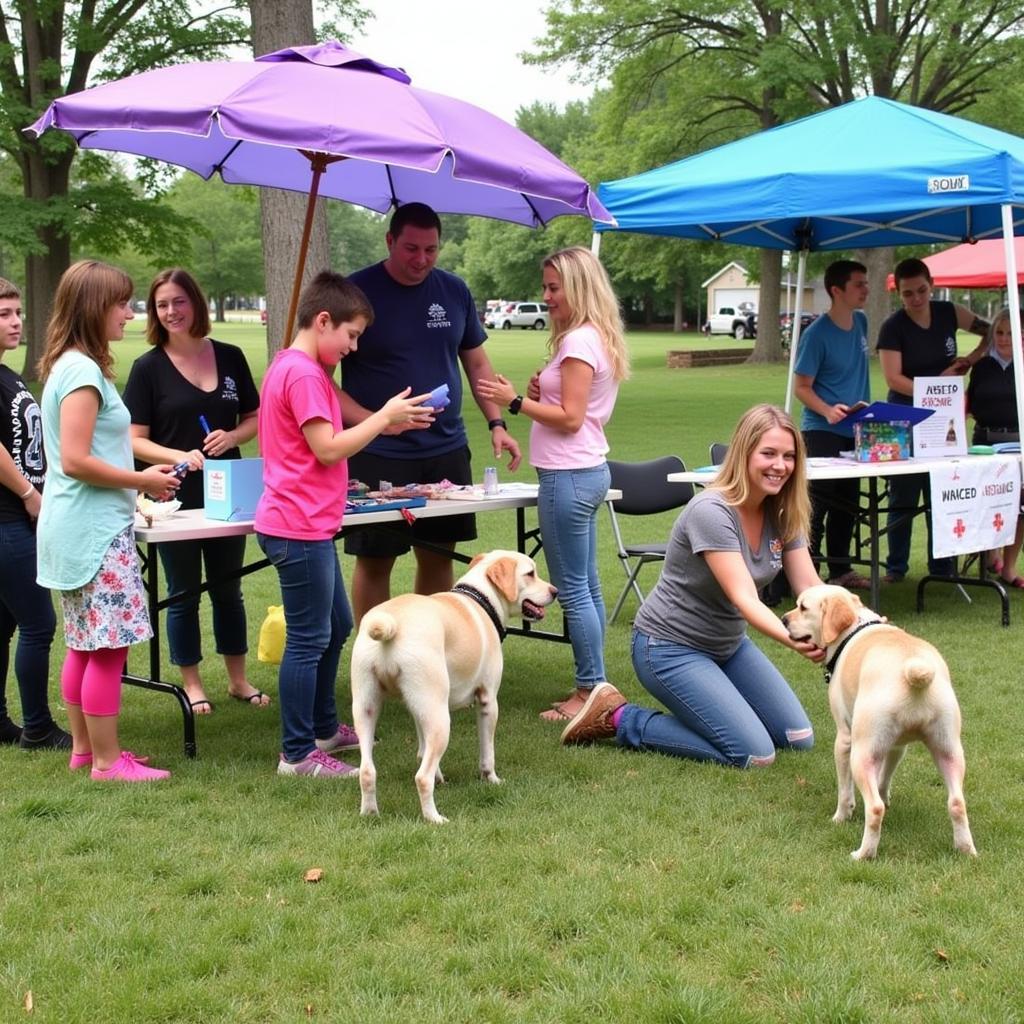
886,237,1024,289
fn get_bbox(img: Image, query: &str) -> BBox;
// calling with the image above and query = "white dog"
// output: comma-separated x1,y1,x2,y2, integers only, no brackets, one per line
783,584,976,860
350,550,557,823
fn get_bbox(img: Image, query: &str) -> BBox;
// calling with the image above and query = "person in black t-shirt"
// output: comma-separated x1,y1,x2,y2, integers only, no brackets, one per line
0,277,69,750
123,269,262,715
876,258,988,583
966,307,1024,586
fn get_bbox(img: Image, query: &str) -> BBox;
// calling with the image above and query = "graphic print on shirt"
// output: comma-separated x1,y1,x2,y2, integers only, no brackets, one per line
8,383,44,483
427,302,452,329
221,374,239,404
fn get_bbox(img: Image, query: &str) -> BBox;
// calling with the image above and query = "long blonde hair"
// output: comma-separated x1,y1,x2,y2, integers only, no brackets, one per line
38,260,133,381
543,246,629,381
711,404,810,545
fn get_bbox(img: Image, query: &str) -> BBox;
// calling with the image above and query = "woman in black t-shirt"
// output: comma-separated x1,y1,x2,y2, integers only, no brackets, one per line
0,277,68,749
875,257,988,583
123,269,262,714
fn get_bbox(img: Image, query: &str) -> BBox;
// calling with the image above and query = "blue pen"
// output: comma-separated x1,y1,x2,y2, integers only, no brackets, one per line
199,415,211,436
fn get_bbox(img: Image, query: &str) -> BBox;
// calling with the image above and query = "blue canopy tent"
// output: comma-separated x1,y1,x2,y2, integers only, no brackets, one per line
594,96,1024,429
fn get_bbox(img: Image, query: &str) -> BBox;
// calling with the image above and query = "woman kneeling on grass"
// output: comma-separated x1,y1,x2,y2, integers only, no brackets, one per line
37,260,182,782
561,404,825,767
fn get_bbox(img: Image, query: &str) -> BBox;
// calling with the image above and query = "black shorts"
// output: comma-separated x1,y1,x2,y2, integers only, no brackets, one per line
343,446,477,558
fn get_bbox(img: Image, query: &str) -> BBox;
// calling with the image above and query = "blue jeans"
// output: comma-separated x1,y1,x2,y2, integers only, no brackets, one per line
160,535,248,666
0,518,57,730
257,534,353,762
622,631,814,768
536,464,610,687
885,473,954,578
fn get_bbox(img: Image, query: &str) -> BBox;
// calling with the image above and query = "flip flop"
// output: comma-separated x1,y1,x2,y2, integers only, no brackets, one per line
988,558,1004,575
1000,576,1024,589
539,703,575,723
231,690,271,707
189,698,214,715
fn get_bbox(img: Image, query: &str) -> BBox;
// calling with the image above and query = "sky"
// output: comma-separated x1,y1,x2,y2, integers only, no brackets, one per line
348,0,594,123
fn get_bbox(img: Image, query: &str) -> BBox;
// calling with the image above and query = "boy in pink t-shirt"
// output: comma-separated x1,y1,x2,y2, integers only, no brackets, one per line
255,271,432,778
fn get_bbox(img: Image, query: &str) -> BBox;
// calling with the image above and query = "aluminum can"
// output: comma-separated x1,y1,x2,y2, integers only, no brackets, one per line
483,466,498,495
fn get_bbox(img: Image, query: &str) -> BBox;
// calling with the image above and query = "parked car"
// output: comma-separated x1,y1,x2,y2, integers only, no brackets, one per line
702,306,756,339
493,302,550,330
779,311,819,333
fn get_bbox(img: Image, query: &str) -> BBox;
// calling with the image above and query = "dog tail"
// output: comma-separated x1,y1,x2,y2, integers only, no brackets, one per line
903,656,935,690
364,610,398,645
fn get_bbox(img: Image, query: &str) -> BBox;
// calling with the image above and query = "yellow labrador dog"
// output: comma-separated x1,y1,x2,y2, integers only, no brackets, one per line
350,550,557,823
783,584,976,860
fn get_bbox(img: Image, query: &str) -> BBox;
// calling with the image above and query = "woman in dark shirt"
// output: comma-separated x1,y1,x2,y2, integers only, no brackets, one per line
123,269,263,713
966,308,1024,587
0,277,68,749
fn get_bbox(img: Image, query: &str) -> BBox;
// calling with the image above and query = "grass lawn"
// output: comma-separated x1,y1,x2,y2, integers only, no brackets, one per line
3,323,1023,1022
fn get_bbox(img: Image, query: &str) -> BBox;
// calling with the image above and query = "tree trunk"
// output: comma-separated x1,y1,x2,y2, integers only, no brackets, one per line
21,150,73,381
673,278,683,332
856,247,895,350
249,0,330,358
215,295,226,322
749,248,784,363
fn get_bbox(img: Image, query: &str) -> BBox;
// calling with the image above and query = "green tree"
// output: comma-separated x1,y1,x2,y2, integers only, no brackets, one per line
533,0,1024,360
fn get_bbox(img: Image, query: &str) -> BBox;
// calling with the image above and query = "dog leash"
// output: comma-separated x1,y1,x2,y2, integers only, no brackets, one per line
823,620,888,685
450,583,506,642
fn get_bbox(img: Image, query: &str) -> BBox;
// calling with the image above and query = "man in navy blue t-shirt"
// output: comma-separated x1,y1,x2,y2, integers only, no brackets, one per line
340,203,521,619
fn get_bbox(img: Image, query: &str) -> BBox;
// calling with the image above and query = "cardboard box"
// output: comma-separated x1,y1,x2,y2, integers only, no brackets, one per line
204,458,264,521
853,420,912,462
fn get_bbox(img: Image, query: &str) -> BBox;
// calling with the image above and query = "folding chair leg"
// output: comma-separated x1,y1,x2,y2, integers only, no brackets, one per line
609,564,646,625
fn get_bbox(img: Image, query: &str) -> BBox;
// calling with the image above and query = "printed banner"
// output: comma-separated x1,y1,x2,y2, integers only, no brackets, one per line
913,376,967,458
929,456,1021,557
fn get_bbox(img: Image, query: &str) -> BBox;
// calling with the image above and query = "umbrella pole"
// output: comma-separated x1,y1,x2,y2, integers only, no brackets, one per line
285,153,344,344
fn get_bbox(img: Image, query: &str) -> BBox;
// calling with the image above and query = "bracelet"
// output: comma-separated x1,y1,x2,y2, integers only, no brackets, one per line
508,395,524,416
19,484,35,500
487,418,507,431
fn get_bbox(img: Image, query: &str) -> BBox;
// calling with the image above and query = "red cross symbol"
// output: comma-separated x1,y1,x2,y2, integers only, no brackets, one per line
953,518,966,539
994,512,1005,532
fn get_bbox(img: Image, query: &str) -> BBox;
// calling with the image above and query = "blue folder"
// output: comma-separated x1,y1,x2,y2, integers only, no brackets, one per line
844,401,934,426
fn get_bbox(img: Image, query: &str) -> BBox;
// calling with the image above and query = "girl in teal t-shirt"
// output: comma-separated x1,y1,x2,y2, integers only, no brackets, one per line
37,260,181,783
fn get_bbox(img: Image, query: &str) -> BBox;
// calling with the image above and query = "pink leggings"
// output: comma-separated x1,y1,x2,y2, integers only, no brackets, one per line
61,647,127,717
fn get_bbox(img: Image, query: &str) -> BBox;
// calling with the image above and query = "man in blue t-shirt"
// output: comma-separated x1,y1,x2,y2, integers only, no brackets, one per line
793,259,871,588
340,203,521,619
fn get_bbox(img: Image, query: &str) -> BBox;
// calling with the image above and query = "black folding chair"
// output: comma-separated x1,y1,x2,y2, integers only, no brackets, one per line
606,456,693,623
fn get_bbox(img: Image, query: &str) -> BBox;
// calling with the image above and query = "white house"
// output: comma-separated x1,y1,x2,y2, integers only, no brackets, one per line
702,262,827,322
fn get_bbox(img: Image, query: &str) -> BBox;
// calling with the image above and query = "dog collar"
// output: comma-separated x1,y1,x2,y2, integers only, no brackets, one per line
823,619,887,684
451,583,506,642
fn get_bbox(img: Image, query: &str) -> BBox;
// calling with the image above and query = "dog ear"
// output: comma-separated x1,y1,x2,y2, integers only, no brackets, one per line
485,556,519,603
820,596,857,646
469,552,485,567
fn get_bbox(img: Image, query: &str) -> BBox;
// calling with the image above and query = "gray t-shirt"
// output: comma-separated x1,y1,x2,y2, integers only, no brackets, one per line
633,489,803,660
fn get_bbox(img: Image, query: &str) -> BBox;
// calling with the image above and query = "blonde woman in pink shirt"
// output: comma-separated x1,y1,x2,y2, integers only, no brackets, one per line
479,247,629,721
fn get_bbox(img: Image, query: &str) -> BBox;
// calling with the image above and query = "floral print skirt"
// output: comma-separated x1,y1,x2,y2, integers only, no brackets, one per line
60,527,153,651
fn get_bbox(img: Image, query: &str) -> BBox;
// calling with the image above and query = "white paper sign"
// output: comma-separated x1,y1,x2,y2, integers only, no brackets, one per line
913,376,967,458
929,456,1021,557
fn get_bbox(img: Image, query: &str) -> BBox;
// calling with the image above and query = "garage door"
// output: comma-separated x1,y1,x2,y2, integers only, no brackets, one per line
714,287,759,312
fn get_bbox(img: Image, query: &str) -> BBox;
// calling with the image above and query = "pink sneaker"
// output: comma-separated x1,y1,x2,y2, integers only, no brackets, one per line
277,749,357,777
91,752,170,782
314,723,360,753
70,750,153,771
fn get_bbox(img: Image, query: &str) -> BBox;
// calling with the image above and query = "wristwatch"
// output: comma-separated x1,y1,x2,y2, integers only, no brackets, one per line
487,418,507,431
508,395,524,415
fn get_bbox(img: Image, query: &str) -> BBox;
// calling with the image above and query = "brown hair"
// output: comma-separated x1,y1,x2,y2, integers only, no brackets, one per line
293,270,374,337
37,260,133,382
0,277,20,301
893,257,932,287
146,268,211,345
710,404,810,545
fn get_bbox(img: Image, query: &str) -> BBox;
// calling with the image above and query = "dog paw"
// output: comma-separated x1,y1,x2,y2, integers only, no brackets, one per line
850,847,876,861
423,812,449,825
359,802,379,817
480,769,502,784
832,809,853,823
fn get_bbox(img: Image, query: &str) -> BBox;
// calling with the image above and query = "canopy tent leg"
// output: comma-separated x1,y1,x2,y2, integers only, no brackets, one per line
1001,205,1024,465
784,250,808,413
591,231,602,257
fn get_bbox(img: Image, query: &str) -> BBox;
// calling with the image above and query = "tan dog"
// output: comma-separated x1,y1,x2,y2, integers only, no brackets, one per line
783,584,976,860
350,550,557,823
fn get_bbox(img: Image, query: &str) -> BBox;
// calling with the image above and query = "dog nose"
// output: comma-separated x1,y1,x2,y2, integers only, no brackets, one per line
781,613,790,626
550,586,558,598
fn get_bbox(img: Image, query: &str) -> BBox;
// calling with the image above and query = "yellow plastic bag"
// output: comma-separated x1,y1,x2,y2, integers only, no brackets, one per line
257,605,285,664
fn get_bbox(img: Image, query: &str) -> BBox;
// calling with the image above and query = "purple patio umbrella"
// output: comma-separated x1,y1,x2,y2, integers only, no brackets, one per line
28,41,614,335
